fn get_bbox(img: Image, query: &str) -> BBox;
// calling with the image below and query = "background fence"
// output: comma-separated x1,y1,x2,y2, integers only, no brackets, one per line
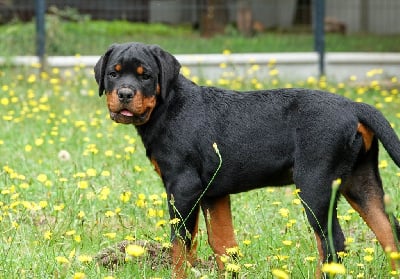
2,0,400,34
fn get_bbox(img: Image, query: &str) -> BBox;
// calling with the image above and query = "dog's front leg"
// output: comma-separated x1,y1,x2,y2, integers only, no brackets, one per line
201,195,238,274
168,190,201,279
170,209,200,279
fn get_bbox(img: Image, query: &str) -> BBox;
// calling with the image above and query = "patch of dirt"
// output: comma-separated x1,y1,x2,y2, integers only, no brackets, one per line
95,240,216,271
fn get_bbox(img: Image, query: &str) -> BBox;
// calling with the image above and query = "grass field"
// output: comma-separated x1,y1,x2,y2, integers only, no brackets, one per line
1,61,400,279
1,19,400,56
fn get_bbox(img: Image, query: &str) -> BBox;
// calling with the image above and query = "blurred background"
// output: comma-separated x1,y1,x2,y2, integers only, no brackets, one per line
1,0,399,80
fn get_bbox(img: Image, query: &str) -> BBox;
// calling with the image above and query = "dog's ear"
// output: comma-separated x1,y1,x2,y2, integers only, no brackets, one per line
94,44,117,96
149,45,181,100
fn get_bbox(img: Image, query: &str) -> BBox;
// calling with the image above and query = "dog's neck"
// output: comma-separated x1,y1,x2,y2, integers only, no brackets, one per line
135,75,203,158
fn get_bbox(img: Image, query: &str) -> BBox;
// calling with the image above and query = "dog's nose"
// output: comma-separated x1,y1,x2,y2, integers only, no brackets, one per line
117,88,134,103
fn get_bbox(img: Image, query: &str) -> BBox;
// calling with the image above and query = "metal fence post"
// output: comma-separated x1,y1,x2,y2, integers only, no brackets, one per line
35,0,46,67
313,0,325,77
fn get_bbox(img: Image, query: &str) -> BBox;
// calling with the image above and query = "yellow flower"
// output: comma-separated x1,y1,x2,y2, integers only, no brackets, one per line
44,230,52,240
272,269,289,279
226,263,240,273
105,210,115,217
27,74,36,83
124,146,135,154
77,180,89,189
292,198,301,205
278,208,289,218
134,165,142,172
39,200,48,208
35,138,44,146
120,191,132,203
126,244,146,257
125,235,136,241
390,252,400,260
55,256,70,264
169,218,180,225
364,247,374,254
147,208,157,218
243,239,251,245
78,255,92,263
99,186,110,200
77,211,85,219
74,172,86,178
136,199,146,208
345,237,354,245
282,240,292,246
73,272,86,279
104,150,113,157
321,262,346,275
69,248,76,259
86,168,97,177
269,69,279,76
65,230,76,236
378,160,388,169
103,232,116,239
220,255,229,263
226,246,239,256
156,220,167,227
337,251,348,258
37,174,48,183
364,255,373,262
54,203,65,211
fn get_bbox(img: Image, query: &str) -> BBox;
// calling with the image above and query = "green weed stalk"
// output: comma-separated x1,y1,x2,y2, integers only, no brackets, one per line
327,179,341,263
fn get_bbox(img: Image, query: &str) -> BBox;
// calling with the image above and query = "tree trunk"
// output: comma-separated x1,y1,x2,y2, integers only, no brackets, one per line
199,0,229,37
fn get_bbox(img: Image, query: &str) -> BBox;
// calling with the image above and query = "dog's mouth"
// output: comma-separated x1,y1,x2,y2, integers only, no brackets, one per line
106,89,157,126
109,108,151,125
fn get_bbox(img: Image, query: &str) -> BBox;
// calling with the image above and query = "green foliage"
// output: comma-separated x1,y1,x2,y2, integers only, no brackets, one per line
0,63,399,278
1,19,400,56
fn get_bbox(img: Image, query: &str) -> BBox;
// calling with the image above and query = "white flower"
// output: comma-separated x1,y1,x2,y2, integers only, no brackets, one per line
58,150,71,161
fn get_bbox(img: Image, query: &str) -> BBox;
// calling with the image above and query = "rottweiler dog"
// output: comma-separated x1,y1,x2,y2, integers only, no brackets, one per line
94,42,400,278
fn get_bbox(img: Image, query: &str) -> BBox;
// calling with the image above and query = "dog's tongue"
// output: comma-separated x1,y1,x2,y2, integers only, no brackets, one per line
120,109,134,117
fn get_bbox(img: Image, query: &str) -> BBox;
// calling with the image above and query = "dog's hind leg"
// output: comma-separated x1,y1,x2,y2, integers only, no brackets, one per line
295,173,346,276
341,139,400,269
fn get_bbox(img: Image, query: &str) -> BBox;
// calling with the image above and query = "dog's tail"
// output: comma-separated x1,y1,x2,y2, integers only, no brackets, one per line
354,102,400,167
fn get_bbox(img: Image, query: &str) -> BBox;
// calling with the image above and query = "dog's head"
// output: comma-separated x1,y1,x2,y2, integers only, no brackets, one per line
94,42,181,125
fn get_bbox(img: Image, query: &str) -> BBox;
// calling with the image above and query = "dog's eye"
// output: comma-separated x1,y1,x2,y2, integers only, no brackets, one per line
108,71,117,78
142,74,151,80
